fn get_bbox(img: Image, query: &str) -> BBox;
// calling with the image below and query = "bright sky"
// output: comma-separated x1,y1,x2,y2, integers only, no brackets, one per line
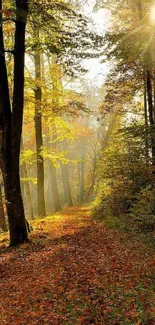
82,58,110,86
68,2,111,92
82,3,111,86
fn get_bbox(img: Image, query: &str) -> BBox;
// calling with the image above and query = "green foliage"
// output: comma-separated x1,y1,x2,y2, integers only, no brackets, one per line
130,185,155,232
94,120,155,233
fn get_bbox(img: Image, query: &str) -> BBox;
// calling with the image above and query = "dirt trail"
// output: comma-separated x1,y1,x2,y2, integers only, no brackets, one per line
0,206,155,325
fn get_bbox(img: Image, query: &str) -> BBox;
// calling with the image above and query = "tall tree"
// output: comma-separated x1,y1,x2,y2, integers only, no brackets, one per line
99,0,155,166
0,0,29,246
47,129,61,212
34,30,46,217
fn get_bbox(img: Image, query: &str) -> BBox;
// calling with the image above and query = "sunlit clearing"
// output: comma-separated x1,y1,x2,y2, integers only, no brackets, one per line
150,4,155,23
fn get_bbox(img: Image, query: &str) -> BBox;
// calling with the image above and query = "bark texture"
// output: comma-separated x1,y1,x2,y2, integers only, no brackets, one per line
0,183,7,232
146,70,155,166
0,0,29,246
34,37,46,217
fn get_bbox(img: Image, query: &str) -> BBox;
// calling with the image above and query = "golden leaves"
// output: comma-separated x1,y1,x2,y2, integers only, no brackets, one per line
0,206,155,324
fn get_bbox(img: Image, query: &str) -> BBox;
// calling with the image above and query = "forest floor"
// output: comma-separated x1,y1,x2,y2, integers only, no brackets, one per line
0,206,155,325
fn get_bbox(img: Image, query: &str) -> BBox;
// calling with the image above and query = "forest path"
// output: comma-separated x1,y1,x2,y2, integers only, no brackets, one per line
0,206,155,324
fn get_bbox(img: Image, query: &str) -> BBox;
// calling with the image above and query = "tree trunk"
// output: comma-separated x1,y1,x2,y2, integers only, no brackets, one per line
34,35,46,217
0,183,7,232
46,164,54,213
50,164,61,212
21,140,34,219
77,143,81,202
20,165,34,220
153,68,155,118
144,72,149,161
85,156,96,201
146,70,155,166
46,130,61,212
4,165,28,245
61,139,73,206
0,0,28,246
79,138,86,202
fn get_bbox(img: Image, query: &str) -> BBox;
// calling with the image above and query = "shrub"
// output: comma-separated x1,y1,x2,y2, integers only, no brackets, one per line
129,186,155,232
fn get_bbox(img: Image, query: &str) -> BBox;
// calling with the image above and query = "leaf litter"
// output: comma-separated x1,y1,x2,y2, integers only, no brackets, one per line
0,206,155,324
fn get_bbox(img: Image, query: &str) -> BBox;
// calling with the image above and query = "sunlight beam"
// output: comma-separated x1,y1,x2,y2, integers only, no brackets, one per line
150,4,155,24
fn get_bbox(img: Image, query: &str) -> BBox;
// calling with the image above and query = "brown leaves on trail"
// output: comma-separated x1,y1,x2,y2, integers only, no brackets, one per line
0,206,155,324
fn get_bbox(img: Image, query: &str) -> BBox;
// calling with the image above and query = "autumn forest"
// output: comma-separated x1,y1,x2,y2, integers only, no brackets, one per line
1,0,155,324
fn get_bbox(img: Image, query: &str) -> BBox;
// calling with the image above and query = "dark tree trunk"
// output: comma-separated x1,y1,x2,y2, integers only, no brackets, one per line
4,165,28,245
0,183,7,232
153,68,155,118
144,72,149,161
34,39,46,217
146,71,154,125
146,70,155,166
0,0,28,246
61,139,73,206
